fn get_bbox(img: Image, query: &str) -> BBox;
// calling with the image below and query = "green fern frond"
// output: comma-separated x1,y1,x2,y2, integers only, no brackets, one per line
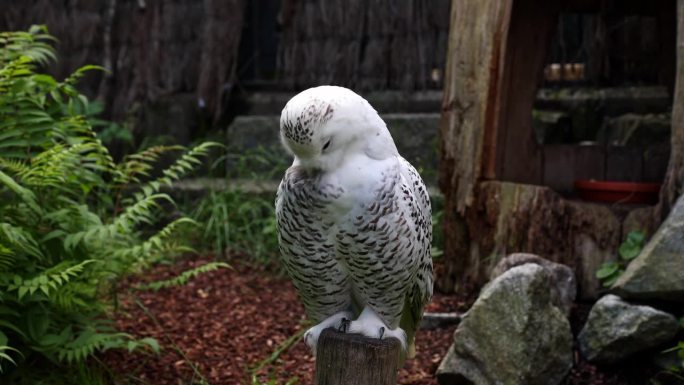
0,158,30,175
0,25,56,66
111,217,197,263
55,329,130,364
0,244,15,271
61,64,105,87
0,169,41,214
133,142,222,199
136,261,230,291
0,345,21,373
115,145,184,185
0,223,44,260
50,280,99,312
66,193,172,251
8,260,96,300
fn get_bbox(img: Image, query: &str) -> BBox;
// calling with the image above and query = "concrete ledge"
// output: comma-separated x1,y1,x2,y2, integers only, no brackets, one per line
225,113,441,184
171,177,442,201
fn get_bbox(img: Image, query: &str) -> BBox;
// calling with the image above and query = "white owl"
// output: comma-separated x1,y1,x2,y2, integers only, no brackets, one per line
275,86,433,357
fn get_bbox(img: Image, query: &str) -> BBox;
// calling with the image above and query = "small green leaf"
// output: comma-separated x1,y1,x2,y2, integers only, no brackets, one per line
602,271,622,287
139,337,160,354
626,231,645,245
596,262,620,279
618,243,641,260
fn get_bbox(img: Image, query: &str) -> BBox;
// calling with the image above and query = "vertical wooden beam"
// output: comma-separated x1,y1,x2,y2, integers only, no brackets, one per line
655,0,684,221
496,0,559,184
315,329,400,385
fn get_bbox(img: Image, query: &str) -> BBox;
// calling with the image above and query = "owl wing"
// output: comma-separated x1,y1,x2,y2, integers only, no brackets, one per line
275,165,351,322
398,156,433,356
336,156,433,353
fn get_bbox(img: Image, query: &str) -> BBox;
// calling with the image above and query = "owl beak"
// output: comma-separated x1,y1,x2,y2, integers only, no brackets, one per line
283,136,318,159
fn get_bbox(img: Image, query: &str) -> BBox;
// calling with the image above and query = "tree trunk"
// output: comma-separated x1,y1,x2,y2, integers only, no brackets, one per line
437,0,513,294
315,329,400,385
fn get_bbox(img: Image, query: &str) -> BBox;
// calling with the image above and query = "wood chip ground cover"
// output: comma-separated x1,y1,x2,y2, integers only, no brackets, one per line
103,257,462,385
102,256,674,385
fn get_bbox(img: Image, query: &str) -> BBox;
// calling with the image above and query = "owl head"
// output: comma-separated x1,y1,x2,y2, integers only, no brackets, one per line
279,86,397,172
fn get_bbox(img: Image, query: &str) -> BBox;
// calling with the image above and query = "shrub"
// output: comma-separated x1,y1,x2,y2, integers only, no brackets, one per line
0,25,216,375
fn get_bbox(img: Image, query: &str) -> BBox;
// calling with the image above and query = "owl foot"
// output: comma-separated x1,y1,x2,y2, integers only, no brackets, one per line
338,317,351,333
304,310,353,355
347,306,407,350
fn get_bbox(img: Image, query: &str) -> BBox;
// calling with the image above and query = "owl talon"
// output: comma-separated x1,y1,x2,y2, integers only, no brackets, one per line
338,317,350,333
379,326,385,339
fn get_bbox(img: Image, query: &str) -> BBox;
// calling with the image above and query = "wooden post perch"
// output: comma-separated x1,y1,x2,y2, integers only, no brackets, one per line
315,328,401,385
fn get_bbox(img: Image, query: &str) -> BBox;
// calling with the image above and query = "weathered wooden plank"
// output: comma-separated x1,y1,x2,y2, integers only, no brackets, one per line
643,143,671,182
277,0,450,91
574,144,606,182
605,146,644,181
439,0,512,211
543,144,577,192
315,329,400,385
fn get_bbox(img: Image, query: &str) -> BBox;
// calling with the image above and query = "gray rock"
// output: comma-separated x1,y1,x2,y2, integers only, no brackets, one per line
578,294,679,363
612,194,684,302
490,253,577,316
437,264,573,385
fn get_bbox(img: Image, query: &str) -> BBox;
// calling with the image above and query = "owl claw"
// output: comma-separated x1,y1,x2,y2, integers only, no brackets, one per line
338,317,350,333
347,306,407,350
304,311,353,355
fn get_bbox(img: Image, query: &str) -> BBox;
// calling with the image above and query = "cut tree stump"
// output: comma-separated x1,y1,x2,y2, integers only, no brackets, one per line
315,328,400,385
438,0,683,298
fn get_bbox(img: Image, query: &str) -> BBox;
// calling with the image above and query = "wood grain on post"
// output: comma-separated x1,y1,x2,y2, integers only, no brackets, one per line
315,328,400,385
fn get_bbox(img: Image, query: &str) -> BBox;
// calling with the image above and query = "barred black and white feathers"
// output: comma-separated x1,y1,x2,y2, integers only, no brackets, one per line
275,86,433,358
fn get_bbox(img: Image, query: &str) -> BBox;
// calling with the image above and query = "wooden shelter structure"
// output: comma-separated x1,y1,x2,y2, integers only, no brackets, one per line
438,0,684,298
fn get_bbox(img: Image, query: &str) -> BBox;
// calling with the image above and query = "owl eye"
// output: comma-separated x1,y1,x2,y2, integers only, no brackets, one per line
322,138,332,151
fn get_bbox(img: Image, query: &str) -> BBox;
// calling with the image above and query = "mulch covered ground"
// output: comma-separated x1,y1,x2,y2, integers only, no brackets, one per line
102,256,677,385
103,256,466,385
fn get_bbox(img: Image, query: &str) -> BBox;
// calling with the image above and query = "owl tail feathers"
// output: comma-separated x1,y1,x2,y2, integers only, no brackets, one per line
398,296,424,365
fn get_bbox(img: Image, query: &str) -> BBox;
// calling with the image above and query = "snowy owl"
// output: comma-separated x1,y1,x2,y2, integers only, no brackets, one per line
275,86,433,357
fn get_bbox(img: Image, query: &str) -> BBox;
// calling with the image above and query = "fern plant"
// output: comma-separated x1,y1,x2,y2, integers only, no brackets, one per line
0,25,216,376
135,261,230,291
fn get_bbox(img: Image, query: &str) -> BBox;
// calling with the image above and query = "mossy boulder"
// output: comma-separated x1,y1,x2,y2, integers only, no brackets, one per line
578,294,678,363
437,264,573,385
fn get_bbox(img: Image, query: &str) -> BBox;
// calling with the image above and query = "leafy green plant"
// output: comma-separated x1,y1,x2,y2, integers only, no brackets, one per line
0,25,215,376
662,340,684,372
190,189,278,261
222,145,290,181
135,261,230,291
659,318,684,376
596,231,646,287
